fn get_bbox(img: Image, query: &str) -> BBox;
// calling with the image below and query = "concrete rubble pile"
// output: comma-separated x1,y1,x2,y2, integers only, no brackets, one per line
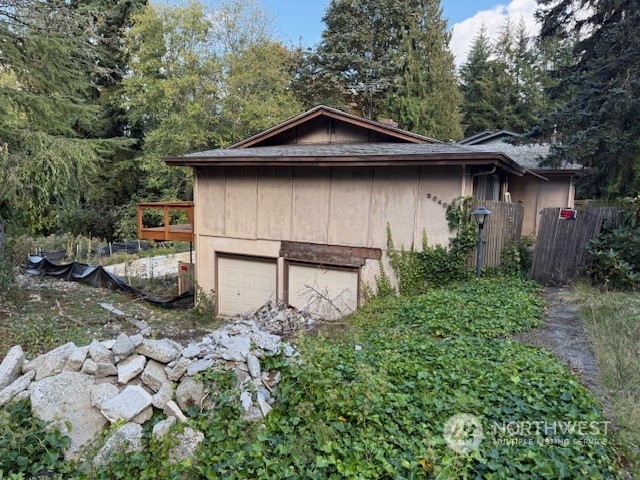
245,300,317,337
0,311,299,464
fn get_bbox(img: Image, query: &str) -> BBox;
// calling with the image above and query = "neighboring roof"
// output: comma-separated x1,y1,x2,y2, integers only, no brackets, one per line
459,130,584,172
462,143,584,172
231,105,440,148
459,130,521,145
165,142,526,175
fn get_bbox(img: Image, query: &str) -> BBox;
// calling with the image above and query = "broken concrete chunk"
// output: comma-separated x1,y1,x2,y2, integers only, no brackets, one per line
93,422,143,466
168,357,191,382
101,385,153,423
152,416,176,439
257,391,272,417
239,390,252,412
163,400,187,423
112,333,135,361
26,342,79,381
30,372,108,461
140,359,169,392
219,335,251,361
65,346,88,372
136,339,179,363
0,345,25,390
132,406,153,424
81,358,98,376
0,370,35,407
89,340,113,364
169,427,204,464
95,362,118,379
130,334,144,347
250,331,282,353
176,377,210,412
186,358,214,377
152,382,174,409
246,354,261,379
117,353,146,384
98,303,127,319
90,382,119,409
181,344,201,359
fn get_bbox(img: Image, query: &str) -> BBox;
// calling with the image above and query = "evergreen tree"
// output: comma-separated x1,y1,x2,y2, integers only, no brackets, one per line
536,0,640,198
302,0,462,138
460,19,548,137
459,26,500,135
382,1,463,139
0,0,129,234
120,0,301,236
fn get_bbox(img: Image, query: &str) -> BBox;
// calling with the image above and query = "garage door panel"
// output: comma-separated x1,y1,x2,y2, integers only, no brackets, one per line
288,264,358,320
218,256,277,316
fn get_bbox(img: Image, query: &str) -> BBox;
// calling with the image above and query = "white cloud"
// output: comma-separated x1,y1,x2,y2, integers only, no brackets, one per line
450,0,540,68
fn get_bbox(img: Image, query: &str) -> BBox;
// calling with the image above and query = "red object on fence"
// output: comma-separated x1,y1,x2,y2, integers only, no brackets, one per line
559,208,577,220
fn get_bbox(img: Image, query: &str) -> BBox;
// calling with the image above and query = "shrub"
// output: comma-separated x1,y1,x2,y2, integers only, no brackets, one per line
587,197,640,289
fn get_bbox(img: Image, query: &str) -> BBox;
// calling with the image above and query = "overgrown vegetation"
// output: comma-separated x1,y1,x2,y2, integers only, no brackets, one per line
381,197,477,296
572,285,640,478
0,400,74,477
377,277,545,339
0,277,622,478
587,197,640,290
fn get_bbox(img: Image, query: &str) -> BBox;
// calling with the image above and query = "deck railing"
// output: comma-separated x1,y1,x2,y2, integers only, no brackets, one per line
136,202,194,242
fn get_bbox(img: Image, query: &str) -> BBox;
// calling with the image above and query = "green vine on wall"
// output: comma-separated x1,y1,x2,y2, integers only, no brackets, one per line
377,196,477,296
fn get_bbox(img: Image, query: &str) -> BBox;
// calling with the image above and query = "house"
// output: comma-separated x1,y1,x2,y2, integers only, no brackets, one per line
165,107,538,318
459,130,583,236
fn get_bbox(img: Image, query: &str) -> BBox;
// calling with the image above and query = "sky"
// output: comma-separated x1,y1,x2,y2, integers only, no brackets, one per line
267,0,540,67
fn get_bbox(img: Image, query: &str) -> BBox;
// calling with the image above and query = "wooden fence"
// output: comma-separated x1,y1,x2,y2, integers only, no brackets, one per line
529,207,620,285
468,199,524,268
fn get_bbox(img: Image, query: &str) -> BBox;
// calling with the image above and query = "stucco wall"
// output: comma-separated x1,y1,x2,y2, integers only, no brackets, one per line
509,175,574,237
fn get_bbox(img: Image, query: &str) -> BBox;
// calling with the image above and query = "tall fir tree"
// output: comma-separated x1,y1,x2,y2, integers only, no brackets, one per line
536,0,640,199
301,0,462,138
460,19,548,137
459,26,501,135
382,1,463,139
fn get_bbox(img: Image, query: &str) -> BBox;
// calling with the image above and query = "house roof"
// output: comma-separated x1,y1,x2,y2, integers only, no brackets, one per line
230,105,440,148
166,142,526,175
164,106,527,175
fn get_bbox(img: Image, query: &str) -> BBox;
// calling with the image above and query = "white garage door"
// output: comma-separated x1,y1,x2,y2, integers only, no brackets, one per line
288,264,358,320
218,256,277,316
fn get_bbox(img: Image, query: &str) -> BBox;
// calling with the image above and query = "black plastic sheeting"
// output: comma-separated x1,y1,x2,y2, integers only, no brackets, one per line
25,256,194,309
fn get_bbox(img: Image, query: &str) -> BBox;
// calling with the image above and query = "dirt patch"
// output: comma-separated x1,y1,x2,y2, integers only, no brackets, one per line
514,287,610,415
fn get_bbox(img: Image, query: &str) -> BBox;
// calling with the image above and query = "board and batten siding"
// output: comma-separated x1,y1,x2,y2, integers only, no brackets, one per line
195,165,464,249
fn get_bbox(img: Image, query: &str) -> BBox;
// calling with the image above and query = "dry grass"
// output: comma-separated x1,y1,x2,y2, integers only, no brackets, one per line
572,284,640,479
0,273,223,358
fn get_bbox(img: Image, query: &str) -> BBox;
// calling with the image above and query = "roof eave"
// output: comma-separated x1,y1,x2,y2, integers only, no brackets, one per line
165,153,525,175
